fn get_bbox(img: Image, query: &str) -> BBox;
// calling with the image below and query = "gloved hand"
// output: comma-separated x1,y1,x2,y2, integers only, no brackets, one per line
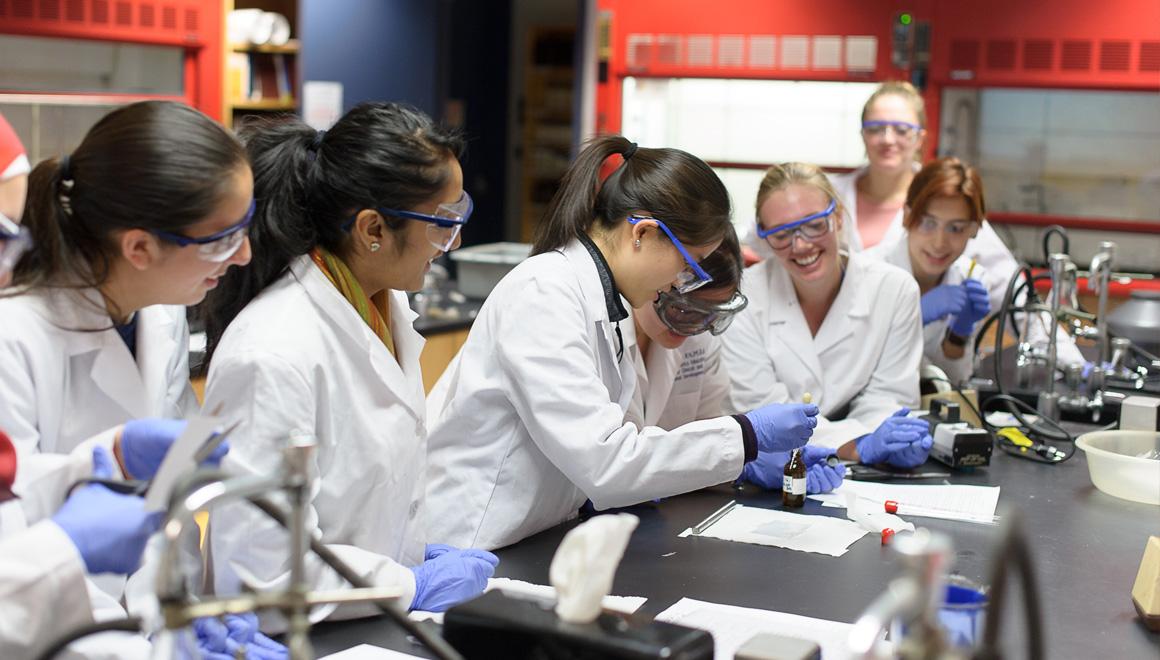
52,446,161,574
920,284,967,325
856,409,933,468
410,546,499,612
740,445,845,493
193,614,288,660
948,279,991,337
120,418,229,480
743,402,818,453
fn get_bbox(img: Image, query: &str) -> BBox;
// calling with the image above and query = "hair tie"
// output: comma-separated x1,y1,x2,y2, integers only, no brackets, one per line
58,154,75,216
622,142,638,160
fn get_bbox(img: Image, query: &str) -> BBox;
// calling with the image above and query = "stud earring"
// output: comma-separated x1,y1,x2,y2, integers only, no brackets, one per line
370,242,381,252
634,239,641,248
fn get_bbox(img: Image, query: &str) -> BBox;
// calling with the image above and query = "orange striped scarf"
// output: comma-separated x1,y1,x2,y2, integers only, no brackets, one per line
309,246,396,358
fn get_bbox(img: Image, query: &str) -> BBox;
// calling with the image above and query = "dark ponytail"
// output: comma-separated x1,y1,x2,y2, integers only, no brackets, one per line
201,102,464,361
531,135,731,256
11,101,247,297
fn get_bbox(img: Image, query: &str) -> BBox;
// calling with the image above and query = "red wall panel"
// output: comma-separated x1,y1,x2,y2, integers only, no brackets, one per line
0,0,224,120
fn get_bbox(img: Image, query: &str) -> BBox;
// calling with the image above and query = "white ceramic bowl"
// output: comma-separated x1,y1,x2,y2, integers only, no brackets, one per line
1075,430,1160,506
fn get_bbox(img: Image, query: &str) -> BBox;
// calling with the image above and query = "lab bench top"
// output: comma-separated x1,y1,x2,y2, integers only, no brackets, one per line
308,429,1160,659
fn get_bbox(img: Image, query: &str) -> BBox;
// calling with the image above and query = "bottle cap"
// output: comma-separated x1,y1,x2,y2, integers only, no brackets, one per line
881,528,896,545
884,500,899,514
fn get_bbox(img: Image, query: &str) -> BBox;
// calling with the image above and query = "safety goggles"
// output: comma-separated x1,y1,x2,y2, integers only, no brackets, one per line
152,200,254,263
0,212,31,276
373,191,473,252
915,214,973,236
861,120,921,142
654,288,748,337
756,199,836,250
627,215,713,294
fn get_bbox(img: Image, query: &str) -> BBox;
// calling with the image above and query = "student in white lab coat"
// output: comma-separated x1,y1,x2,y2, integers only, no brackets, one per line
0,102,253,622
425,136,818,551
866,158,993,386
630,229,846,494
0,101,252,463
0,111,281,660
201,103,497,624
722,162,933,467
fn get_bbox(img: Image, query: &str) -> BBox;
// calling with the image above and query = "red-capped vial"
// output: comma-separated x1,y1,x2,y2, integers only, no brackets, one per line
884,500,899,514
881,528,896,545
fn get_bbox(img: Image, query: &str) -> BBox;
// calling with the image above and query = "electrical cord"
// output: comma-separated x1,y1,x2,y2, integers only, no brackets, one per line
35,617,144,660
1041,224,1069,263
973,509,1045,660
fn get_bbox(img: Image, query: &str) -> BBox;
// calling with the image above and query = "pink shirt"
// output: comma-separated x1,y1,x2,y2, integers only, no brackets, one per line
855,193,904,249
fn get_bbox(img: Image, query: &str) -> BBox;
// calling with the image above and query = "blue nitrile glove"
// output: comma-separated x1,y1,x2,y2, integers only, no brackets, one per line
52,446,162,574
743,402,818,453
948,279,991,337
856,409,934,468
121,418,230,480
741,445,845,493
192,616,286,660
920,284,968,326
410,546,499,612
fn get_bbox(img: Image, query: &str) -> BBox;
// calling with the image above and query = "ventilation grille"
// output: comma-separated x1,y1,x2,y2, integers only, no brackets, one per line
1099,40,1130,71
950,40,980,70
749,35,776,68
1061,40,1093,70
655,35,681,66
687,35,714,67
1022,40,1053,70
718,35,745,68
92,0,107,23
0,1,206,42
114,0,129,25
1141,41,1160,72
986,39,1016,70
38,0,59,20
65,0,84,21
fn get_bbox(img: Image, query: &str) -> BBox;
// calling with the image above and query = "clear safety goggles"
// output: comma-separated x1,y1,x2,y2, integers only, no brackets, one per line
368,191,473,252
654,288,748,337
861,120,921,142
627,214,713,294
0,212,32,276
756,199,836,250
914,214,973,237
152,200,254,263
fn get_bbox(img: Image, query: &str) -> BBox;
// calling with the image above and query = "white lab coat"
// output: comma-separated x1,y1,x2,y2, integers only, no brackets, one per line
206,255,424,629
0,286,198,456
0,439,162,660
0,286,196,652
424,239,747,551
626,322,731,430
721,252,923,447
865,235,989,385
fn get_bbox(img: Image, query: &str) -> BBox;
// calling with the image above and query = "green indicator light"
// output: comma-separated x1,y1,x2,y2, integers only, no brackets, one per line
900,13,913,25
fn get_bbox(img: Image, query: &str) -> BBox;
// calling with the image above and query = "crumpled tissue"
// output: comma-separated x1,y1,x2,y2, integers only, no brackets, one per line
549,513,639,623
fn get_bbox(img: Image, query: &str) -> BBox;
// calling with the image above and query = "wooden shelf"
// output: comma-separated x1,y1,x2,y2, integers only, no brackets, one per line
230,39,300,54
230,99,296,111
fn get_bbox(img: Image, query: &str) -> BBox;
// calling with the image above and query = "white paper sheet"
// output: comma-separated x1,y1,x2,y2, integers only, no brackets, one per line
143,415,222,511
320,645,424,659
809,481,1000,524
656,597,858,660
679,504,868,557
409,577,647,624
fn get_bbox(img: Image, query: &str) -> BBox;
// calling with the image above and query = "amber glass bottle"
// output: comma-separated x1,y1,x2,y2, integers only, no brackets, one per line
782,449,806,508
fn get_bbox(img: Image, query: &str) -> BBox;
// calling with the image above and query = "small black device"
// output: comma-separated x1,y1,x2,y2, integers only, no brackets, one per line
443,590,714,659
921,399,993,469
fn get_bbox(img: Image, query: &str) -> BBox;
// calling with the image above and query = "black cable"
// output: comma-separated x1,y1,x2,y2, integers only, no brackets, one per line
1041,224,1069,263
36,617,143,660
974,509,1045,660
246,494,465,660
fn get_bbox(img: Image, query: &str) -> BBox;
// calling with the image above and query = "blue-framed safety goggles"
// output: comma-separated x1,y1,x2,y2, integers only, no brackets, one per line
627,214,713,294
346,191,473,252
756,199,837,249
0,212,32,275
152,200,254,263
861,120,921,141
